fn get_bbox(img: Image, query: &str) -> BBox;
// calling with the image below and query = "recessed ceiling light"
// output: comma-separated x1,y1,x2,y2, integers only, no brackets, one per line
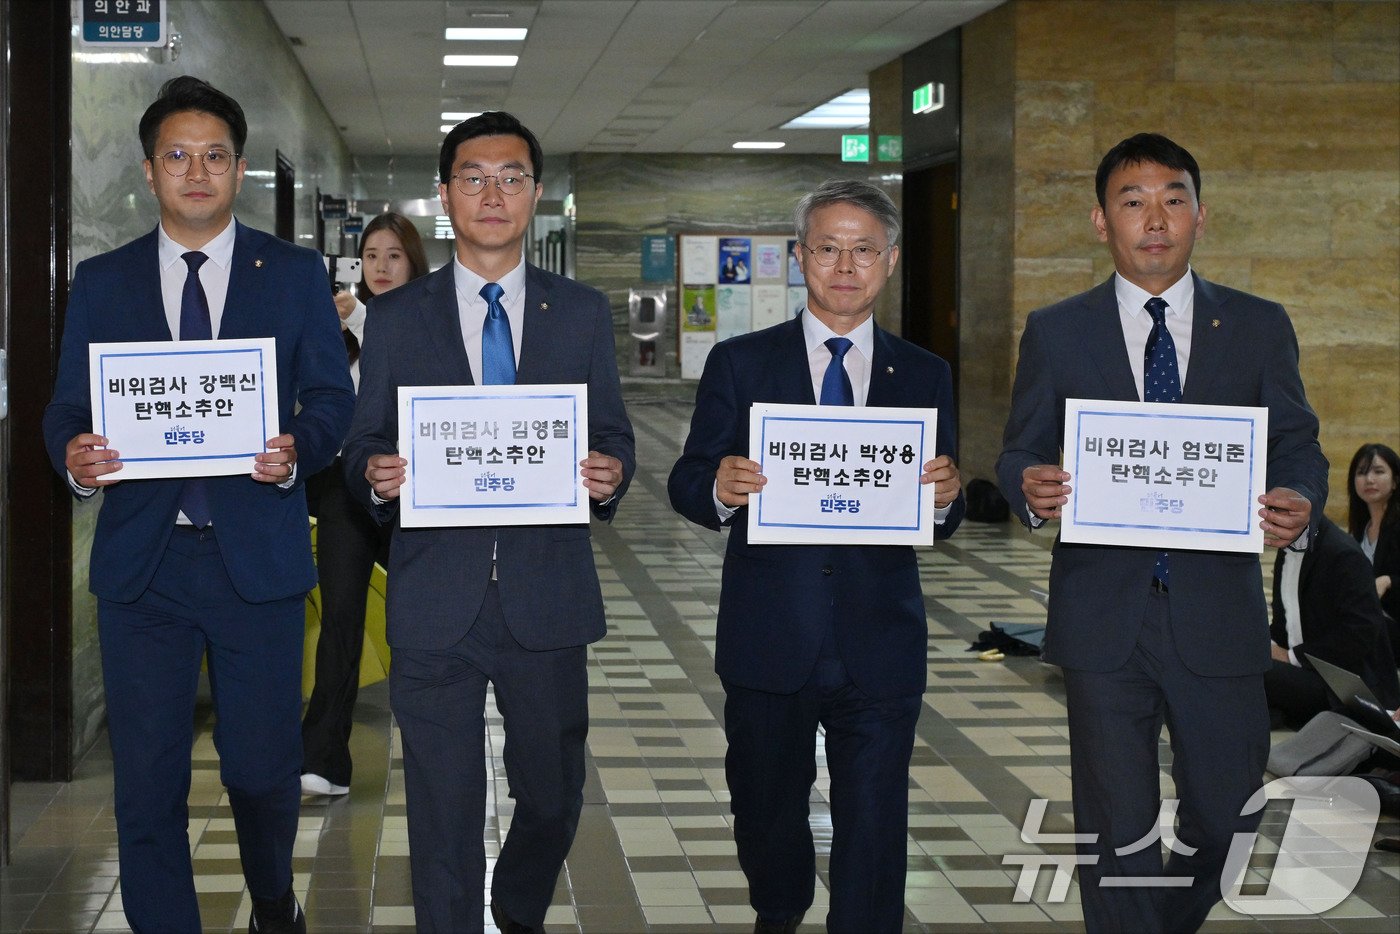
732,141,785,150
441,112,483,122
781,89,870,130
443,55,518,67
445,28,527,41
439,124,456,133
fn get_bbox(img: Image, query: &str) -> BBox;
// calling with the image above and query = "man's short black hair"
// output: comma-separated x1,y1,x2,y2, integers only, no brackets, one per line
138,76,248,159
438,111,543,187
1095,133,1201,209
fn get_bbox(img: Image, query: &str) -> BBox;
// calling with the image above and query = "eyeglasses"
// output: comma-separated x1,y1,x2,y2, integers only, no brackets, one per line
800,243,888,268
152,148,239,177
450,172,536,196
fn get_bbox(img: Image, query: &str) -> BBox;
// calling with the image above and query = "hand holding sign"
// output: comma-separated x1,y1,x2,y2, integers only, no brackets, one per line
580,450,625,502
717,455,765,508
921,454,962,508
1021,464,1072,520
1259,487,1311,549
252,433,297,484
65,432,122,487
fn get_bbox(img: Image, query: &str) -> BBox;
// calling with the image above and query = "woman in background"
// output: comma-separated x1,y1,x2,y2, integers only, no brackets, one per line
1347,442,1400,662
302,212,428,796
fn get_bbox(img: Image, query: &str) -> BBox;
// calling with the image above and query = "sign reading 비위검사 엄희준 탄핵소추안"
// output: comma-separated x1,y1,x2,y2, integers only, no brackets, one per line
397,384,590,528
746,402,939,546
1059,398,1268,553
87,338,279,480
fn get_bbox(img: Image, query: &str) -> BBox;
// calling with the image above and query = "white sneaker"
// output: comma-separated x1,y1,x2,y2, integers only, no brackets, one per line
300,773,349,796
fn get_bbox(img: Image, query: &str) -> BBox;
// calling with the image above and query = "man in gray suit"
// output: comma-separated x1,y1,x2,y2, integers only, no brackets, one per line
342,112,634,934
998,133,1327,933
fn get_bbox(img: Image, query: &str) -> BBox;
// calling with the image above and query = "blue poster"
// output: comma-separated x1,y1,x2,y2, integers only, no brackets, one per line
718,237,751,284
641,235,675,282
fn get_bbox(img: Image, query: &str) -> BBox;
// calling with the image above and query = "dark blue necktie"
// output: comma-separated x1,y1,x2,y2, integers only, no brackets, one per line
1143,296,1180,586
820,337,854,406
480,282,516,385
179,252,212,527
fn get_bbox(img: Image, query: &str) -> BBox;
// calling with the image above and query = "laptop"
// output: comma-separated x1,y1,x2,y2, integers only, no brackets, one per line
1305,653,1400,737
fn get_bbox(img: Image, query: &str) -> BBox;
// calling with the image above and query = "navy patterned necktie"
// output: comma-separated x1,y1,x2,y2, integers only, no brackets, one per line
1143,296,1180,586
479,281,516,385
179,251,212,527
820,337,854,406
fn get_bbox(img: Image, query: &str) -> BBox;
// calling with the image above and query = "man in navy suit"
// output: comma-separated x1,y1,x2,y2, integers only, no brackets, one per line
341,112,634,934
669,180,965,933
998,134,1327,932
43,77,354,933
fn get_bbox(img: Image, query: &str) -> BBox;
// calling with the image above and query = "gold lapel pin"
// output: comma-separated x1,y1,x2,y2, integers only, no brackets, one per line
1211,318,1220,328
540,302,548,310
254,259,264,268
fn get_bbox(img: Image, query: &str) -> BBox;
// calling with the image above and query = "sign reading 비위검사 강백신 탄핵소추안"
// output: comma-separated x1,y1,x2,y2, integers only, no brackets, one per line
1059,398,1268,553
397,384,590,528
88,338,279,479
746,402,939,546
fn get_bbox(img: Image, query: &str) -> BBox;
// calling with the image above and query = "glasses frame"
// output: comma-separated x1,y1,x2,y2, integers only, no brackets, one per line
449,171,537,197
799,243,889,269
151,148,241,178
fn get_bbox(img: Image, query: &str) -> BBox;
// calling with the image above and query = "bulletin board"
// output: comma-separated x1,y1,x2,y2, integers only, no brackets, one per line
677,234,808,380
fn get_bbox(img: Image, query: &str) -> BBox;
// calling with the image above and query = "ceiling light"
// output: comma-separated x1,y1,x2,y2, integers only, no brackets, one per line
441,112,482,122
443,55,518,67
732,142,785,150
781,89,869,130
445,28,527,41
440,124,456,133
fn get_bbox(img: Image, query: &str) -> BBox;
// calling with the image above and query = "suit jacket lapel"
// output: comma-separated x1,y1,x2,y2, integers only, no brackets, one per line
1181,273,1228,404
866,325,900,408
127,229,172,341
217,222,261,339
1083,278,1139,402
782,315,816,405
420,264,474,383
516,265,552,384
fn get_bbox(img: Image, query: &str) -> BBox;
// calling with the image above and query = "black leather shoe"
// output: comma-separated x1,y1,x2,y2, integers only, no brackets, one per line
754,914,802,934
491,901,541,934
248,887,305,934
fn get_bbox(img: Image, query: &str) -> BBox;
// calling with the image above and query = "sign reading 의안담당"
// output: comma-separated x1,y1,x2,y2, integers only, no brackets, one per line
747,402,939,546
1059,398,1268,553
88,338,279,479
397,384,590,528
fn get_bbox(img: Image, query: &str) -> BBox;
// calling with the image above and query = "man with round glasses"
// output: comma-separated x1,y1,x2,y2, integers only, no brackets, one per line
43,76,354,933
669,179,965,933
343,111,634,934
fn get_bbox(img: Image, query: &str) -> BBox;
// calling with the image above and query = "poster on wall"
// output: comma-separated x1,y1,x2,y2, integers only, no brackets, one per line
787,239,805,287
680,332,716,380
681,236,718,284
787,286,808,317
716,285,753,342
718,237,752,284
682,285,717,331
754,240,786,281
751,285,787,331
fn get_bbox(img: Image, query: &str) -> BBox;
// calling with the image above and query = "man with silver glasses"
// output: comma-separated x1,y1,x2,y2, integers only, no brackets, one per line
343,111,634,934
669,179,965,933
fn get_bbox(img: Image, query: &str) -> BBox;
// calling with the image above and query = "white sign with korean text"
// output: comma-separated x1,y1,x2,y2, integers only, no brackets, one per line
747,402,939,545
1061,398,1267,552
398,384,589,528
88,338,279,480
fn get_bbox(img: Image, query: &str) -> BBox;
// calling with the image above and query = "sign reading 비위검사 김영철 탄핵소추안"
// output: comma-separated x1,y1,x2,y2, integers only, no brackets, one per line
746,402,940,546
397,384,590,528
1059,398,1268,553
87,338,279,480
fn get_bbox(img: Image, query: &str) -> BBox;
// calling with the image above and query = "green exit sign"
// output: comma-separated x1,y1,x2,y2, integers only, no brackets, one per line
912,82,945,114
841,134,870,163
877,135,903,162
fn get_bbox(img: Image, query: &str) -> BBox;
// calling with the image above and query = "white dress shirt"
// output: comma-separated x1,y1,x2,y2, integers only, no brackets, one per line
453,254,526,381
1113,268,1195,401
158,218,236,340
1278,548,1305,666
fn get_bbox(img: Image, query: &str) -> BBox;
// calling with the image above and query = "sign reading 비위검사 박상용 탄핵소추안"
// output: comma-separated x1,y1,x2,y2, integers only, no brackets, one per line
746,402,939,546
1059,398,1268,553
88,338,279,480
397,384,590,528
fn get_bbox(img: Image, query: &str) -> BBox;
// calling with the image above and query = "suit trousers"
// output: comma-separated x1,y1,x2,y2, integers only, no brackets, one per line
1263,660,1332,730
1063,590,1269,934
302,460,390,786
99,526,304,934
723,657,921,933
390,581,588,933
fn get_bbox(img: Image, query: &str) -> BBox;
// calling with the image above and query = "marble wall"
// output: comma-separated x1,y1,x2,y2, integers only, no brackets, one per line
572,153,898,377
68,0,352,755
959,0,1399,514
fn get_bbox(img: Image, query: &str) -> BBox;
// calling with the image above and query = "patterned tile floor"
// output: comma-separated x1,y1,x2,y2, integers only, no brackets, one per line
2,383,1397,932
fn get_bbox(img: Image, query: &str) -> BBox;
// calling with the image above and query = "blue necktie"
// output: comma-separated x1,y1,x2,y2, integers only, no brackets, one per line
1143,296,1180,586
179,252,212,528
480,282,516,385
820,337,854,406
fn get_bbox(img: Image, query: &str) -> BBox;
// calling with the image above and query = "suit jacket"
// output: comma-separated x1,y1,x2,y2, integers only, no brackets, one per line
1370,521,1400,623
668,315,966,699
997,273,1329,676
43,222,356,604
341,262,635,652
1271,515,1400,709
